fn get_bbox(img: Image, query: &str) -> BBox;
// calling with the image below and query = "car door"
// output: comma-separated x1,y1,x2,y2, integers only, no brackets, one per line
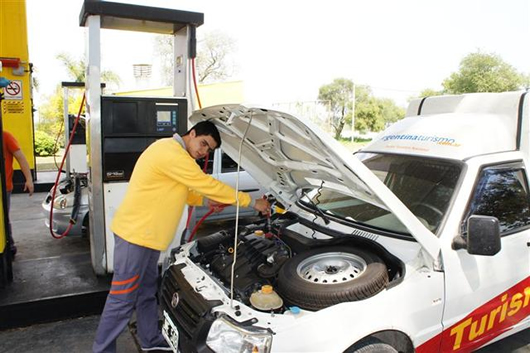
439,161,530,352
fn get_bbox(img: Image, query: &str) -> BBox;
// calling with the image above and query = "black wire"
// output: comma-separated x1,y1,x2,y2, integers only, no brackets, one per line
310,180,326,239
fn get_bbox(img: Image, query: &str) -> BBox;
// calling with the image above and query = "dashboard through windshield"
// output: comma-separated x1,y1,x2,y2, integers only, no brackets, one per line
299,153,462,235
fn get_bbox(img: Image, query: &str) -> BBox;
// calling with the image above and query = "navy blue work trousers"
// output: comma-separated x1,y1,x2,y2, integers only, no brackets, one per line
93,234,164,353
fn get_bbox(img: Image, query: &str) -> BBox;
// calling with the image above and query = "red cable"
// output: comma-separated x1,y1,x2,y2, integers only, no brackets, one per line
184,151,210,241
49,94,86,239
188,209,214,243
183,56,211,242
188,204,228,242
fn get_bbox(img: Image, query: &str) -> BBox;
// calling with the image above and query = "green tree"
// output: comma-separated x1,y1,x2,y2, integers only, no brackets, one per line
34,130,59,156
38,86,85,137
318,78,354,139
378,97,405,126
56,53,122,88
417,88,443,97
442,51,525,93
318,81,405,137
38,53,121,140
354,90,405,133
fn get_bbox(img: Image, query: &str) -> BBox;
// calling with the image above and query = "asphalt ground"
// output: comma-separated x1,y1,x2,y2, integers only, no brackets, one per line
0,192,528,352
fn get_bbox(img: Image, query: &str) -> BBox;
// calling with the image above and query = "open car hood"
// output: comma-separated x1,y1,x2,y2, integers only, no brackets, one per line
189,105,441,259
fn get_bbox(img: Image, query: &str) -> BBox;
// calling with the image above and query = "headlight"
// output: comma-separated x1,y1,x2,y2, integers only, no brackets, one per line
53,195,68,209
206,316,272,353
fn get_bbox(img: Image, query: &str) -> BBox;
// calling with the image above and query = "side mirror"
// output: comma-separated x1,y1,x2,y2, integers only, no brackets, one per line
466,215,501,256
452,215,501,255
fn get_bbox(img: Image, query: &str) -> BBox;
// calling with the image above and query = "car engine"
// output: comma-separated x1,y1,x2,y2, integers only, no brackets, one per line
183,214,400,312
190,221,291,307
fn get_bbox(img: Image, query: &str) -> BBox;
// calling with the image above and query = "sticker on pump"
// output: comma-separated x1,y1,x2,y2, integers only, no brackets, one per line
4,80,23,100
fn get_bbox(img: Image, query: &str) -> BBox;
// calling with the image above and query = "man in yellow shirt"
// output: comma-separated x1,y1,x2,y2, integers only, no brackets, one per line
93,121,270,352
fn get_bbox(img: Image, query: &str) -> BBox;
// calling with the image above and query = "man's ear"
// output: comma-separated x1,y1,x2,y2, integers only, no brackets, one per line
189,129,196,138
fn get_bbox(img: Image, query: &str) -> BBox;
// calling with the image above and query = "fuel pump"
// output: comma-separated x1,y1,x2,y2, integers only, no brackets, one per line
79,0,203,275
61,82,90,178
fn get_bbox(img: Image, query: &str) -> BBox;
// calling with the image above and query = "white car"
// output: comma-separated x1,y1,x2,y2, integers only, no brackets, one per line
160,95,530,353
42,150,264,237
42,175,90,236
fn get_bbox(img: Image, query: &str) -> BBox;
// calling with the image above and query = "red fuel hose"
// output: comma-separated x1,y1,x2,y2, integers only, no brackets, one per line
183,57,216,242
49,94,86,239
188,204,228,243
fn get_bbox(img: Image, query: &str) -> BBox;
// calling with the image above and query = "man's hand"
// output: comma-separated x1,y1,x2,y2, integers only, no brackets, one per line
253,198,271,215
24,180,34,196
207,199,227,213
13,149,33,196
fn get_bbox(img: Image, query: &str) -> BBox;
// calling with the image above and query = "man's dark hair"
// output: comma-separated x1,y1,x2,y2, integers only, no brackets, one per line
184,120,221,148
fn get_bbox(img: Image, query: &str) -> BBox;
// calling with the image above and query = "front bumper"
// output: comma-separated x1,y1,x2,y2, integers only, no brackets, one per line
41,195,87,236
160,263,222,353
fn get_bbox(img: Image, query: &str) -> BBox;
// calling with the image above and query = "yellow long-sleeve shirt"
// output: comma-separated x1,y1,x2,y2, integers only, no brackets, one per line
111,137,252,251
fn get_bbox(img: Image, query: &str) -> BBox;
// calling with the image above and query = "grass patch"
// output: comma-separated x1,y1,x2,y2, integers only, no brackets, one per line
35,149,64,172
337,137,372,152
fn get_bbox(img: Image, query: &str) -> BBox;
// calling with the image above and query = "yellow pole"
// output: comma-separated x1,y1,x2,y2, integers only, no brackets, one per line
0,0,35,174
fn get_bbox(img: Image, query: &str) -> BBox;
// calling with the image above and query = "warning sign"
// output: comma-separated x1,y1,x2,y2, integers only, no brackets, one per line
2,101,25,114
4,80,22,100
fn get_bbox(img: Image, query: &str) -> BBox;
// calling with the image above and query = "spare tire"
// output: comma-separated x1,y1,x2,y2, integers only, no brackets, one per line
278,246,388,311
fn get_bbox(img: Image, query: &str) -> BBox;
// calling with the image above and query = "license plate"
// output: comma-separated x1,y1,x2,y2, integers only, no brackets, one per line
162,310,179,352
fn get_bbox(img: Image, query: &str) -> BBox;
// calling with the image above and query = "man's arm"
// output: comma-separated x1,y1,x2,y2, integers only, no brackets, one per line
13,149,34,196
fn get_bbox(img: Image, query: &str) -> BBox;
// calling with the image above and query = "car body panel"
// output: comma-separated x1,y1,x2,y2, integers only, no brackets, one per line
189,105,441,259
158,93,530,353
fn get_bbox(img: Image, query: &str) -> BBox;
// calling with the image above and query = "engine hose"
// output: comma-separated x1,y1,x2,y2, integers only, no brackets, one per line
187,204,228,242
49,93,86,239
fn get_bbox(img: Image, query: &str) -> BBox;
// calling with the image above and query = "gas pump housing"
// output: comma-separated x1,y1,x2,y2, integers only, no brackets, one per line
79,0,203,275
101,96,187,182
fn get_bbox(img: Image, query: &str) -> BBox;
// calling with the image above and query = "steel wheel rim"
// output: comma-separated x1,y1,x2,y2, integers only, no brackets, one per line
296,252,367,285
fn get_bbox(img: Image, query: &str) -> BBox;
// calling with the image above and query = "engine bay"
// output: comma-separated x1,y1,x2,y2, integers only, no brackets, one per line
185,213,404,312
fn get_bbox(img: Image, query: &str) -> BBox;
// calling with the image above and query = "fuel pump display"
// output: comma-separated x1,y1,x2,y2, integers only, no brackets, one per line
101,96,187,182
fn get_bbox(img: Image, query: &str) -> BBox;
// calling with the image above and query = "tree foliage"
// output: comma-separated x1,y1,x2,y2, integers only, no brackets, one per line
417,88,443,98
196,32,236,83
38,86,85,137
354,87,405,133
38,53,120,140
34,130,59,156
318,79,405,138
153,35,174,86
56,53,122,89
443,51,524,93
417,51,527,100
318,78,354,139
154,31,237,85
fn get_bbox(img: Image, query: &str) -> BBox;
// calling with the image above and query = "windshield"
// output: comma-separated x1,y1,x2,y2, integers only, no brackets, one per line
299,153,462,235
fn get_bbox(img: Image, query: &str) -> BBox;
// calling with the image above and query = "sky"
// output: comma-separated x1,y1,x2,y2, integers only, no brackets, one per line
25,0,530,109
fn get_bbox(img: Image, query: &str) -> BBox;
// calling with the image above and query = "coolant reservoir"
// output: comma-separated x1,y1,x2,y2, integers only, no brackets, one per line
250,285,283,311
